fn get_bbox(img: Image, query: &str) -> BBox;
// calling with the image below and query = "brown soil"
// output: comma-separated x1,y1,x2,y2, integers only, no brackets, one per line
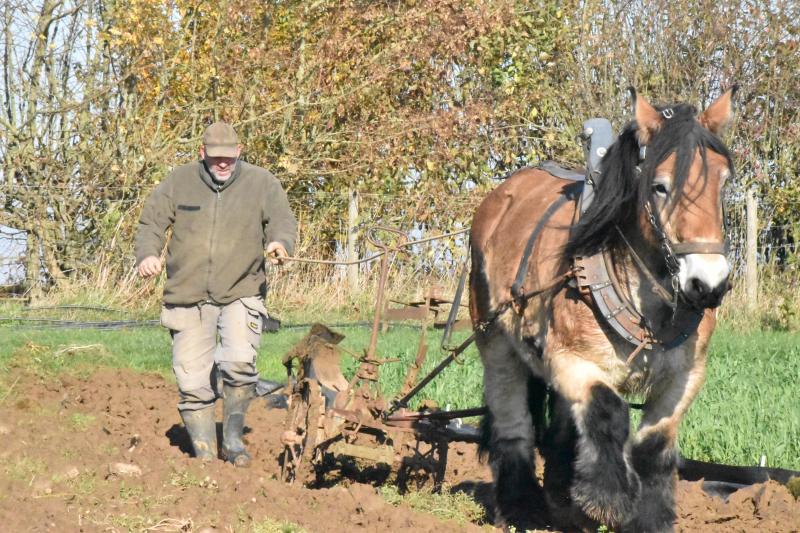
0,367,797,532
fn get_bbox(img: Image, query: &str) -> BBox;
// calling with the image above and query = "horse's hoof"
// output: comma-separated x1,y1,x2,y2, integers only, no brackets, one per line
571,467,641,526
495,509,546,533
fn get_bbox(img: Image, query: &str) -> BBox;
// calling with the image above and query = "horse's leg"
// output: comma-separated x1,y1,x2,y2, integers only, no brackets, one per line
548,351,641,527
622,353,707,533
541,389,608,531
540,390,577,522
479,330,546,529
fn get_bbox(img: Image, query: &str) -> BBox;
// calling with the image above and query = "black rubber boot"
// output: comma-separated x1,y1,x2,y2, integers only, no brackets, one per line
221,383,255,467
179,407,218,461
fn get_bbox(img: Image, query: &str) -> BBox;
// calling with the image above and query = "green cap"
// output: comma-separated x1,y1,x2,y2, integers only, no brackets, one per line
202,121,239,157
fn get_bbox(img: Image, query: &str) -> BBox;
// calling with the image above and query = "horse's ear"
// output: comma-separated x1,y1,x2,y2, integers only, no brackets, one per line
629,87,663,145
699,85,738,135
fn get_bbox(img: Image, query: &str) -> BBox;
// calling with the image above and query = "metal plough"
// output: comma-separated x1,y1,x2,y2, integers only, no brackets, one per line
278,227,480,489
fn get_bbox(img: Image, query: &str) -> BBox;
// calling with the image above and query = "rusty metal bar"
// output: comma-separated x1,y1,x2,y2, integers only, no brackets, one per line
384,406,487,423
413,420,481,444
400,291,432,396
441,251,470,349
367,250,391,361
365,226,406,362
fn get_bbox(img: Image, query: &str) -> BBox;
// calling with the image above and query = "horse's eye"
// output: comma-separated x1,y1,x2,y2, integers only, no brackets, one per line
652,183,669,197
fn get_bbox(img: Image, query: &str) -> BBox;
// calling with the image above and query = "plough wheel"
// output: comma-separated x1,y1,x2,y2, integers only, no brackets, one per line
280,378,324,484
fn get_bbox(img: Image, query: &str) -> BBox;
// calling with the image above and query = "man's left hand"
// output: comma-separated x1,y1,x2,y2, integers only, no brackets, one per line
266,242,288,265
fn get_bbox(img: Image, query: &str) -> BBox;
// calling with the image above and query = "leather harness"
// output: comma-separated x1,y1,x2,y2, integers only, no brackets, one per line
509,117,724,359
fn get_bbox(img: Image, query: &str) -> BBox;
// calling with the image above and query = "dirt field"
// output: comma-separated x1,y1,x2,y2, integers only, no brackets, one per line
0,367,797,532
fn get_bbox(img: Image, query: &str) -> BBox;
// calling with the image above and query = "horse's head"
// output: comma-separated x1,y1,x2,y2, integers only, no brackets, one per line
632,87,736,309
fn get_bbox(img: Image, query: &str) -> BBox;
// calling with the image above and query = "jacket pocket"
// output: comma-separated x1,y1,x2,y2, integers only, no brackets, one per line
160,305,195,332
173,202,205,235
240,296,269,336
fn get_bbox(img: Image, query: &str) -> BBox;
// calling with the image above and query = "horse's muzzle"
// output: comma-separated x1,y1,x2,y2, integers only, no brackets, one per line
683,277,731,309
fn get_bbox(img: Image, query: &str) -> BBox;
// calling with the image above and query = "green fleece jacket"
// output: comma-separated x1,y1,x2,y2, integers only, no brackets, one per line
134,160,297,305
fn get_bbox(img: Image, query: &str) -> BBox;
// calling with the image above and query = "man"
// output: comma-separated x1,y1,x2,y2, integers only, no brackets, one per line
135,121,297,467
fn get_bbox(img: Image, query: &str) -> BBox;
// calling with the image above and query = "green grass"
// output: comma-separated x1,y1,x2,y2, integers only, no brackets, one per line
105,514,151,531
168,469,218,490
1,318,798,471
0,320,483,409
0,327,171,378
319,325,482,411
679,326,800,470
66,470,98,495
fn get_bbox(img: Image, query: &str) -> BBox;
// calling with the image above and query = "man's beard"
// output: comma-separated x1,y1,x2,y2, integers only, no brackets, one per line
204,158,237,182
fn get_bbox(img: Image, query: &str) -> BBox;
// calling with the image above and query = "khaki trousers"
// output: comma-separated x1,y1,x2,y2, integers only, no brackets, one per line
160,297,268,410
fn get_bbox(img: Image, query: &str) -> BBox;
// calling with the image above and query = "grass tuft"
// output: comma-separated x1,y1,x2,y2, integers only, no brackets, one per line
787,476,800,500
249,517,308,533
379,484,486,525
66,470,97,495
169,469,218,491
70,412,96,432
3,455,47,480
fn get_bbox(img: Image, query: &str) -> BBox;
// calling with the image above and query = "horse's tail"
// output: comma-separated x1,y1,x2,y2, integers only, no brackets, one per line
479,374,550,461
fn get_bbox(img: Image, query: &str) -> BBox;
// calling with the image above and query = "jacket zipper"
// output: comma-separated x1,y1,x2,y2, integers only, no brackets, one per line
206,187,221,301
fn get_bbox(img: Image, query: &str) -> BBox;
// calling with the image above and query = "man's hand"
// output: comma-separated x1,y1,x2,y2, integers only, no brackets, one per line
138,256,162,277
266,242,288,265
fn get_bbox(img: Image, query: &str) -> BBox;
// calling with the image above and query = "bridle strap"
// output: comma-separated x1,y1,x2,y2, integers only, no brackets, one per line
615,225,675,306
644,201,727,265
670,241,728,255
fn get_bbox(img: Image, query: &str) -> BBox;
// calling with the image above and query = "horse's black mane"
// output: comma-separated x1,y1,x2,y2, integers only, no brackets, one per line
564,103,734,258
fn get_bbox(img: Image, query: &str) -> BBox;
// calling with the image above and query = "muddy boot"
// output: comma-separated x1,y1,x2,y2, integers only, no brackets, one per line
221,383,255,467
179,407,218,461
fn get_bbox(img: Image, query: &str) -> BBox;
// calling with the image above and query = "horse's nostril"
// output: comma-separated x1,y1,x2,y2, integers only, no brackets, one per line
686,277,728,308
690,278,710,297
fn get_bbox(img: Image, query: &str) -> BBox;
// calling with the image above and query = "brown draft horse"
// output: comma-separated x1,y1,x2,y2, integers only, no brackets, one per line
469,88,736,532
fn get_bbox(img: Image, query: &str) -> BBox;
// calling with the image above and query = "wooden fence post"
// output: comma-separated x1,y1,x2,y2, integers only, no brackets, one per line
24,232,41,298
347,189,359,290
745,187,758,307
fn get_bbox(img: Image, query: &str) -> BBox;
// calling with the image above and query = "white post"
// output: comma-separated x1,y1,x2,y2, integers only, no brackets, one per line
745,187,758,307
347,189,359,290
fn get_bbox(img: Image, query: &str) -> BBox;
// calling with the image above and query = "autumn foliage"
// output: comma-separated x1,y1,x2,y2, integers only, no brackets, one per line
1,0,798,298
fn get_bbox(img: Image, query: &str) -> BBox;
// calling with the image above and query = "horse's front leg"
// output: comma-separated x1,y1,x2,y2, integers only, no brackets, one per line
548,351,641,527
623,346,708,533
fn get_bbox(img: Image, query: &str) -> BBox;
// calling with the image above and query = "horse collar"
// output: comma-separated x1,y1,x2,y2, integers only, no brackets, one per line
573,251,703,357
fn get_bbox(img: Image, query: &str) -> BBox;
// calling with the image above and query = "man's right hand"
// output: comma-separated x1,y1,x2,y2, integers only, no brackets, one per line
137,256,162,277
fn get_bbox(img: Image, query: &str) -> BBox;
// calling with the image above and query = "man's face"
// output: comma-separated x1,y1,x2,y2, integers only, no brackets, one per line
200,145,241,181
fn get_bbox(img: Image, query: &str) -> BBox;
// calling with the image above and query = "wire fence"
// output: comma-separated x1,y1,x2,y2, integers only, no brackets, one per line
1,189,797,294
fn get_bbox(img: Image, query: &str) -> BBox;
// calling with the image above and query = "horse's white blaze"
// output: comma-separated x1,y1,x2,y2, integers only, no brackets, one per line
678,253,730,290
